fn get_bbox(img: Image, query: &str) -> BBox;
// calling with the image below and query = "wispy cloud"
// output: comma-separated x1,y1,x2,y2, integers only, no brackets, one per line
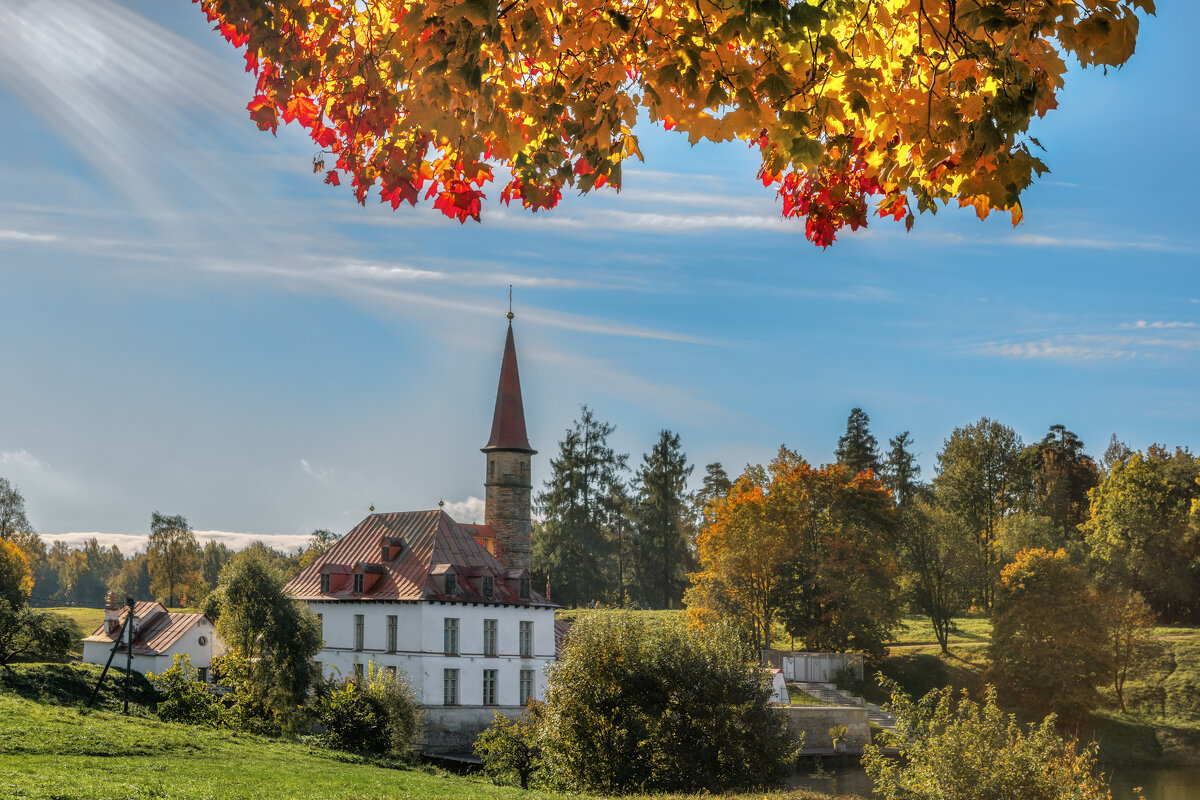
1006,233,1192,252
0,230,57,243
0,449,45,468
970,322,1200,363
299,459,334,481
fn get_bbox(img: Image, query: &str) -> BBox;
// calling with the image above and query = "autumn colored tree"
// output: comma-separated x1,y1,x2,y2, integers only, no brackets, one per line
1096,587,1157,713
1083,446,1200,623
630,430,694,609
196,0,1153,246
934,418,1027,609
0,478,44,584
988,548,1109,720
687,447,899,654
146,512,202,607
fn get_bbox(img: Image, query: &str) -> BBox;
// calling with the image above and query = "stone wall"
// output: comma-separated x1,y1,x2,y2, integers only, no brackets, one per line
423,705,525,754
777,705,872,753
484,450,532,573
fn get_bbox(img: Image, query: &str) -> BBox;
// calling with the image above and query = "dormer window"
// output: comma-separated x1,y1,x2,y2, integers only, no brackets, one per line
445,574,457,595
381,544,390,561
353,573,364,594
519,577,531,600
481,575,494,597
320,574,331,594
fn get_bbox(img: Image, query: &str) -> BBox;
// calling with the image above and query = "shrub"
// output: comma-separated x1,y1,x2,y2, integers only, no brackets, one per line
864,681,1118,800
539,611,797,794
314,662,421,759
148,654,223,727
474,707,544,789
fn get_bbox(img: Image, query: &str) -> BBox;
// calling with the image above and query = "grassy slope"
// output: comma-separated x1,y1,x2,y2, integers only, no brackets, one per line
885,615,992,647
39,607,104,660
0,669,840,800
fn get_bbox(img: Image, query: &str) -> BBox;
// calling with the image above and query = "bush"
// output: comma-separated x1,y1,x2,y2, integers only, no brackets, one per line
148,654,224,727
314,662,421,759
864,681,1118,800
474,707,544,789
539,611,797,794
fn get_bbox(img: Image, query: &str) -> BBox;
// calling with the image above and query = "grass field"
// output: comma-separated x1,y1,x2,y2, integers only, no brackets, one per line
885,615,992,647
40,607,105,659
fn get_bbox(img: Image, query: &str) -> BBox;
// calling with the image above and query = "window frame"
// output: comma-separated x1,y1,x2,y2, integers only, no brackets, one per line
386,615,398,653
443,668,459,705
445,573,457,595
354,614,364,651
520,669,534,706
482,669,498,706
481,575,494,597
443,617,459,656
353,572,364,594
518,577,531,600
319,573,330,594
483,619,498,657
519,621,533,658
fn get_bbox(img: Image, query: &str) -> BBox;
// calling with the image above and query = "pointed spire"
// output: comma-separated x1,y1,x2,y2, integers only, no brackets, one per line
483,318,536,454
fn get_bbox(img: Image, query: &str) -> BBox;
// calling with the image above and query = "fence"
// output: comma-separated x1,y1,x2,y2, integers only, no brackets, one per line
760,650,864,683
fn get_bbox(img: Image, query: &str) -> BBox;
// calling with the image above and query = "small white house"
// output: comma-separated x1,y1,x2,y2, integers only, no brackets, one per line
82,595,223,680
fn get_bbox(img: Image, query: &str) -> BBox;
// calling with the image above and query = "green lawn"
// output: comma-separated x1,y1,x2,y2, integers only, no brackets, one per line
0,670,840,800
885,615,992,647
40,607,105,659
784,684,829,706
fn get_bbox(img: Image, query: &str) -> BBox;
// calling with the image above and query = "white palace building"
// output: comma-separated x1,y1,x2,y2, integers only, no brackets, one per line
286,314,557,752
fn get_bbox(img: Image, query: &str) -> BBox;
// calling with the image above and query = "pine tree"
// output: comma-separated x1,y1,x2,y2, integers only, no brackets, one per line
883,431,922,507
835,408,881,475
694,462,733,524
631,430,694,609
533,407,629,606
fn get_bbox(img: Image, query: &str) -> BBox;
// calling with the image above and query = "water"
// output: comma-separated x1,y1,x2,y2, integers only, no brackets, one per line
788,762,1200,799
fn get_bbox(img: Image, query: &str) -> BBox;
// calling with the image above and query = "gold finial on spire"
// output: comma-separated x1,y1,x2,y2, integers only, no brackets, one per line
438,498,445,508
369,504,375,512
507,285,514,320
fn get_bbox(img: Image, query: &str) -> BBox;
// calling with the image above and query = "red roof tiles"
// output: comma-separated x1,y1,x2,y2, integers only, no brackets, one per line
482,323,535,454
83,601,211,656
286,509,552,607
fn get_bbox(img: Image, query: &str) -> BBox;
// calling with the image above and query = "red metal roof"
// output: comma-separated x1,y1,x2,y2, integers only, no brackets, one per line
482,322,535,454
83,602,211,656
286,509,552,606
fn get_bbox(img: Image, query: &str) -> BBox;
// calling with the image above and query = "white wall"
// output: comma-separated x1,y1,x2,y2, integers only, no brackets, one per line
80,616,222,679
307,600,556,707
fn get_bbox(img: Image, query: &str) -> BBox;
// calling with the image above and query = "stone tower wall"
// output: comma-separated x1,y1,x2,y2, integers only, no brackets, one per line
485,450,532,572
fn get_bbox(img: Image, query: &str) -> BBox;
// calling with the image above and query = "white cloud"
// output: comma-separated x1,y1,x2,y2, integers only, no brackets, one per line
1127,320,1196,329
300,459,334,481
970,323,1200,363
0,448,44,468
47,530,312,554
442,496,486,524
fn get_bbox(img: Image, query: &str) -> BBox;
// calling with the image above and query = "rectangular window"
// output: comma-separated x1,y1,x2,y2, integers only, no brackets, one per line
386,615,397,653
354,614,364,651
519,577,531,600
197,667,208,683
483,669,498,706
320,574,330,594
445,573,457,595
519,621,533,658
353,573,364,594
483,619,497,656
354,662,364,682
443,668,459,705
481,575,494,597
520,669,534,706
444,618,459,656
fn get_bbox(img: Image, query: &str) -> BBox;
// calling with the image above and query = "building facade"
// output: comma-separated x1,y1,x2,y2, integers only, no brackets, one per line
82,595,223,679
285,317,555,752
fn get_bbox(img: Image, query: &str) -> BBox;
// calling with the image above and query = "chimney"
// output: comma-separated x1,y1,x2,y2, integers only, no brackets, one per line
104,592,121,636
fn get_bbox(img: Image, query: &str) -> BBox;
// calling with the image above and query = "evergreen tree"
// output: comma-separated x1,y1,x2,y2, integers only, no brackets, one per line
934,418,1026,609
835,408,881,475
883,431,921,507
1024,425,1099,542
1100,433,1132,476
630,430,694,609
694,462,733,524
533,407,629,606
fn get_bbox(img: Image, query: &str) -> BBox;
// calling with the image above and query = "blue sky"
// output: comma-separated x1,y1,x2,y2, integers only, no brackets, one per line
0,0,1195,551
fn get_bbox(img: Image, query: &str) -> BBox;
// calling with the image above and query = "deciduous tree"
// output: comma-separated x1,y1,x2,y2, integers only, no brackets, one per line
898,500,973,654
988,548,1109,720
147,512,202,607
1097,587,1157,713
1083,446,1200,623
196,0,1154,246
1023,424,1099,542
934,418,1026,609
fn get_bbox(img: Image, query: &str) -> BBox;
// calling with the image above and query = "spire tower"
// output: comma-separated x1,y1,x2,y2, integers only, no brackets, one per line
482,310,535,572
